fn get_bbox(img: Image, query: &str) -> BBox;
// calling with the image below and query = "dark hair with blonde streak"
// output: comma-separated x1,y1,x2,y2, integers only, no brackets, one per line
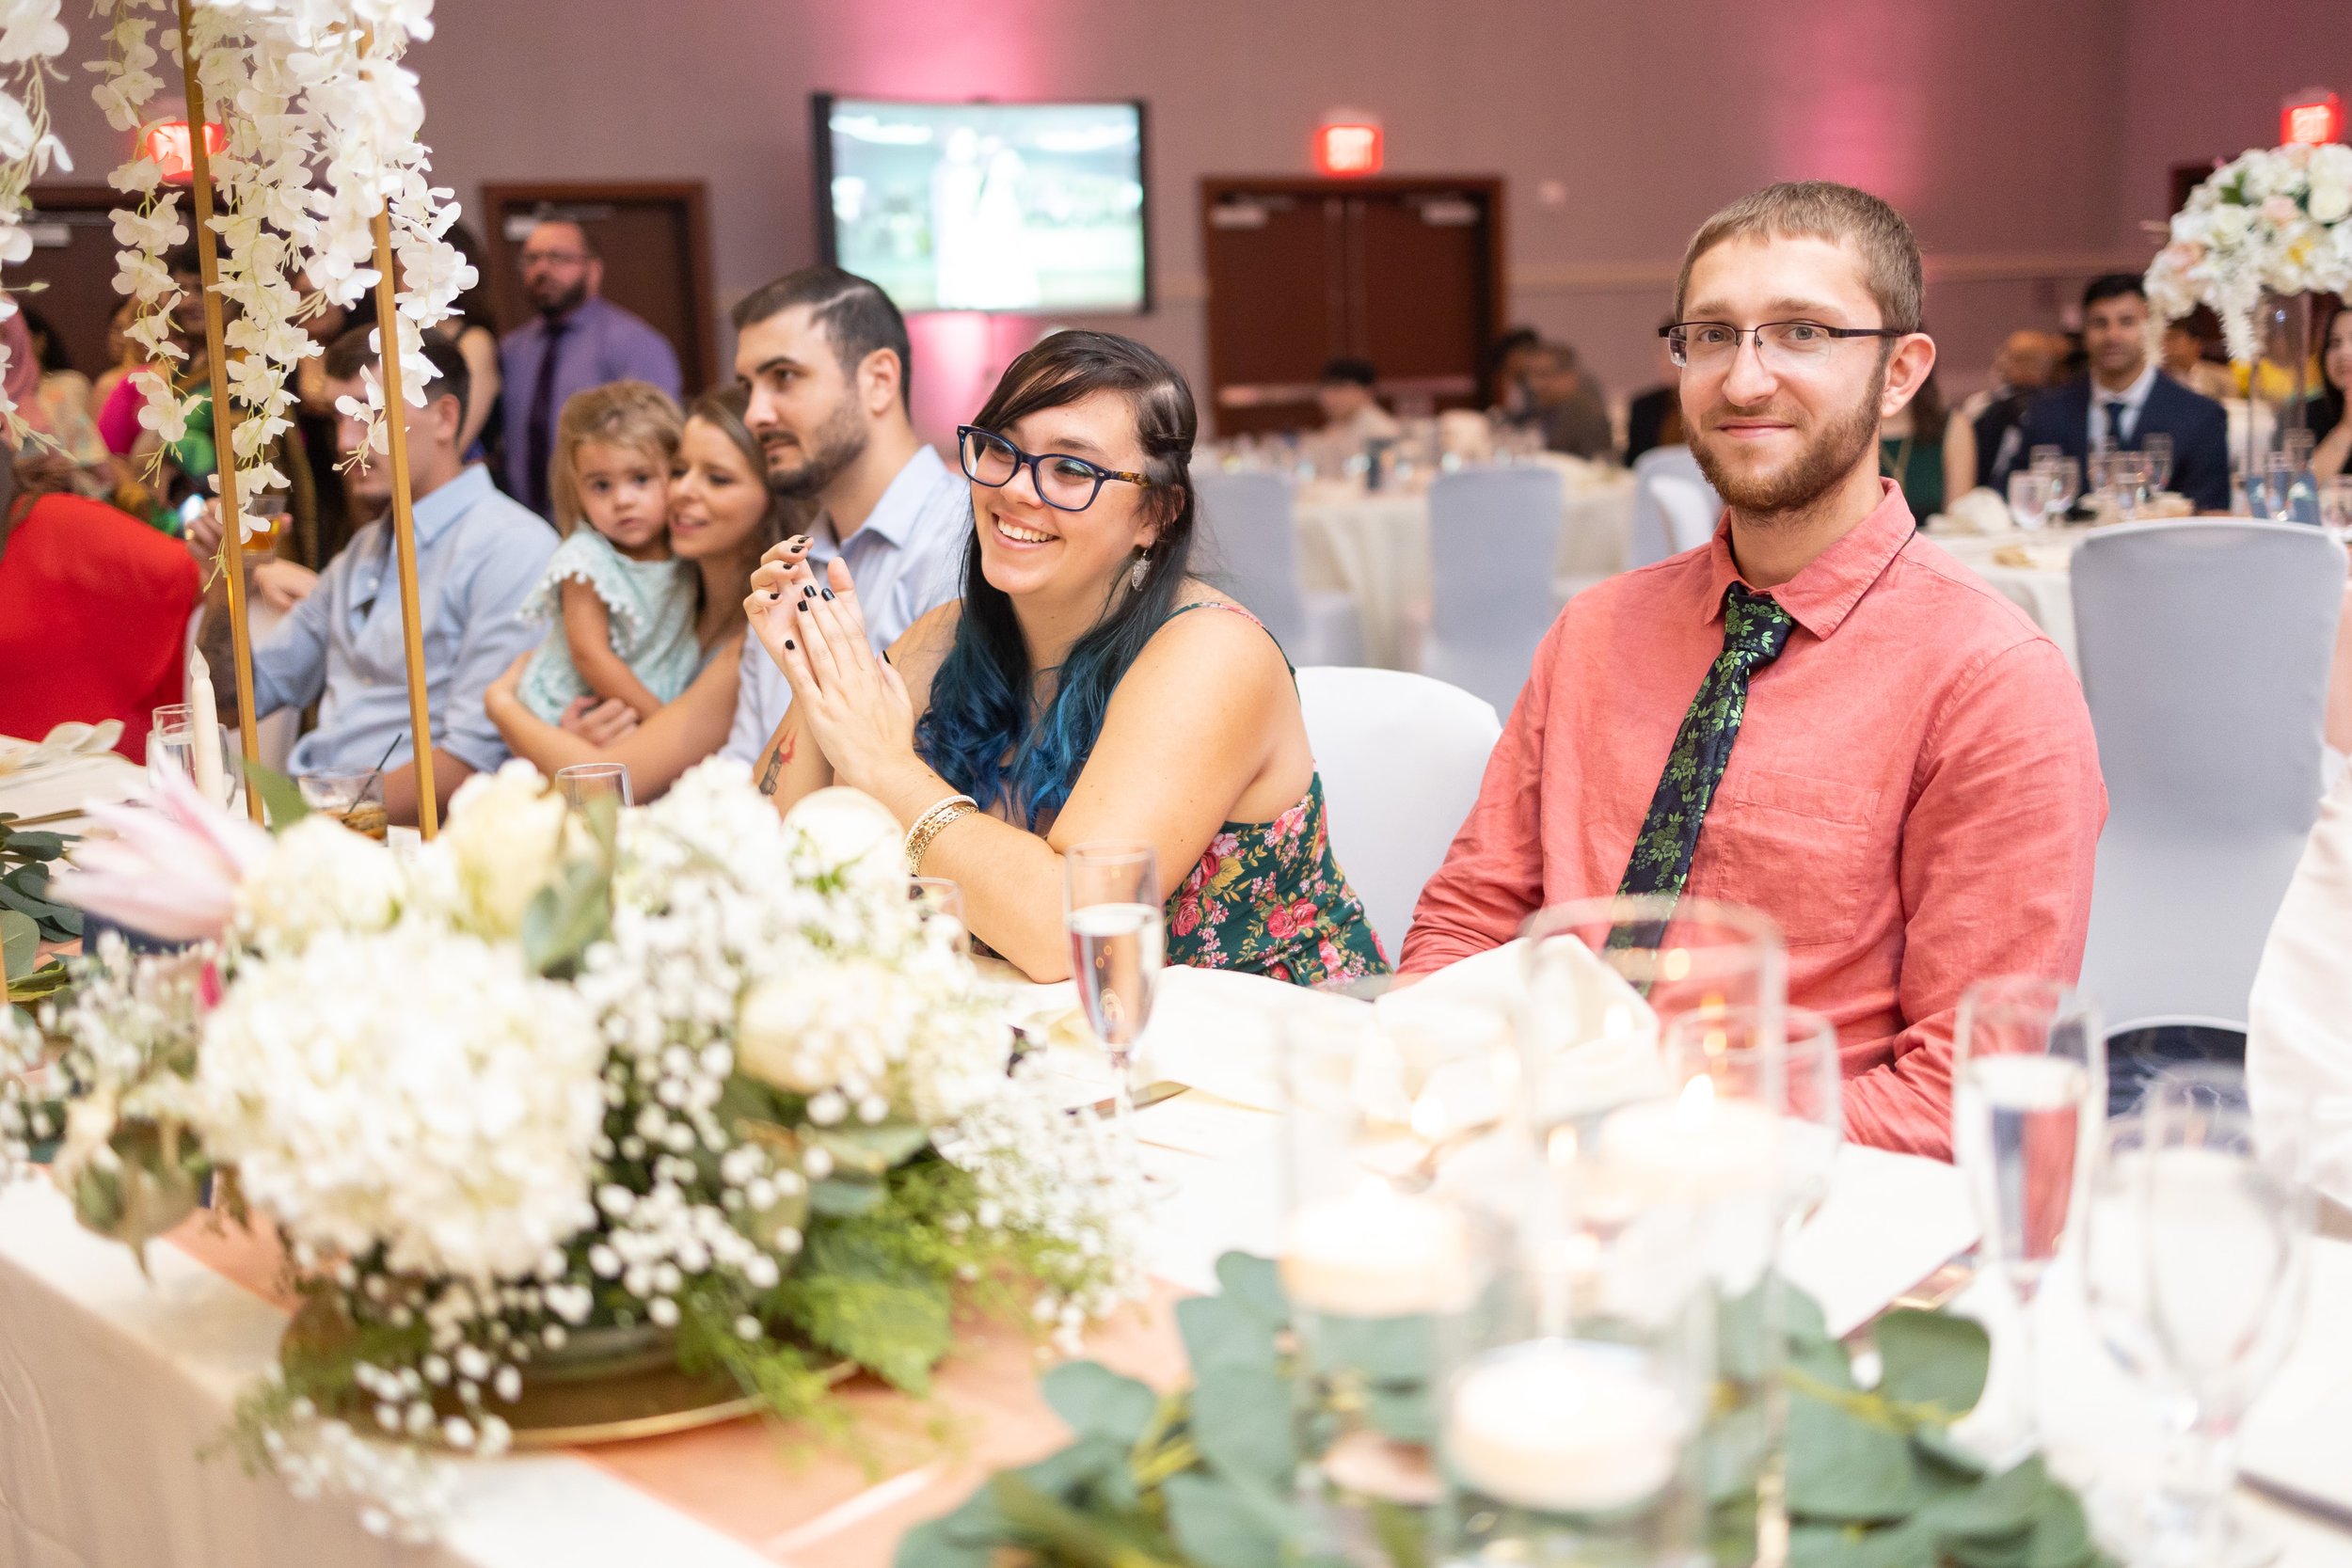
1676,181,1925,336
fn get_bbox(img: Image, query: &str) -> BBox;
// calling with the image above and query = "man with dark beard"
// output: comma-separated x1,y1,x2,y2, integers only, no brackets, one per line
723,267,969,769
500,218,682,517
1398,182,2106,1161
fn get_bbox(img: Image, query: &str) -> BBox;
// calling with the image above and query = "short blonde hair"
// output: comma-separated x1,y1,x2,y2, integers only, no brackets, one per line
1675,181,1924,336
549,379,683,536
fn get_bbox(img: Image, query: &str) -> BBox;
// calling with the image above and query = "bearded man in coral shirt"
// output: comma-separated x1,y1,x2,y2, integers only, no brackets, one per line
1399,182,2106,1160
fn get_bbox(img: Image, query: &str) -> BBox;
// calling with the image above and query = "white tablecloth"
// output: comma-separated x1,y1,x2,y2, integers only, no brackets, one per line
1294,476,1637,670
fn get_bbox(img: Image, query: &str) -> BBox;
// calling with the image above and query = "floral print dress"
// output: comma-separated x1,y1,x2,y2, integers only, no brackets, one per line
1157,603,1389,988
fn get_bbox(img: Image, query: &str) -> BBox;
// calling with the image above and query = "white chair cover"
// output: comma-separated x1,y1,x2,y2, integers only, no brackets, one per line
2073,519,2347,1033
1628,446,1722,568
2247,766,2352,1208
1295,665,1502,960
1422,466,1567,717
1192,471,1365,666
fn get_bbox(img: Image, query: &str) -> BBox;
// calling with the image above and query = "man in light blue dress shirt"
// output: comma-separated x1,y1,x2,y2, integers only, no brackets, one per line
239,331,556,825
720,268,970,770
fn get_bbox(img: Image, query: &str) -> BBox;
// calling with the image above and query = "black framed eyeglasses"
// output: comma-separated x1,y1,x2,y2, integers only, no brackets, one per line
1660,320,1907,371
957,425,1153,513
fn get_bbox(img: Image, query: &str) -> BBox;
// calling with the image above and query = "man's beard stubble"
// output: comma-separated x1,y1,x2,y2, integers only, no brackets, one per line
765,391,869,501
1691,362,1886,521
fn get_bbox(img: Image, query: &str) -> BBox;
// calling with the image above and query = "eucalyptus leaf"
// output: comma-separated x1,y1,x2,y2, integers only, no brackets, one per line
244,761,310,831
1363,1382,1437,1445
1310,1311,1434,1385
1875,1308,1992,1419
995,1465,1186,1568
888,1517,993,1568
1042,1360,1159,1448
1787,1386,1924,1522
1215,1250,1289,1329
1912,1421,1992,1481
806,1121,932,1177
519,861,612,980
1189,1364,1294,1484
1,908,36,981
808,1177,885,1217
2,830,68,860
2019,1477,2101,1568
1176,1292,1278,1375
1919,1454,2045,1544
1164,1471,1285,1568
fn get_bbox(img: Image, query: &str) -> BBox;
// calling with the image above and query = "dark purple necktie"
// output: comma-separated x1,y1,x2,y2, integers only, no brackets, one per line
523,314,571,515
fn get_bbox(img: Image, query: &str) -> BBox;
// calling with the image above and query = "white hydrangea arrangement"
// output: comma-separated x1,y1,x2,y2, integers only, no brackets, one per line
2145,140,2352,363
4,759,1145,1543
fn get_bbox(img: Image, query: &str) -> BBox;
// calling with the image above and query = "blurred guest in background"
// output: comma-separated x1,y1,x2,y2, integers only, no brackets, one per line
1480,326,1542,420
2162,315,2234,402
1622,324,1685,463
501,216,681,517
1999,274,2230,512
13,305,107,481
1879,365,1947,518
1314,356,1400,446
432,220,504,466
1951,328,2060,487
2311,302,2352,482
1524,341,1613,460
0,439,199,762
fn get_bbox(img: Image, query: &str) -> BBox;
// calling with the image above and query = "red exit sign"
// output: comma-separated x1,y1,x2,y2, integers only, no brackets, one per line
2283,90,2343,146
1314,121,1383,177
143,119,227,183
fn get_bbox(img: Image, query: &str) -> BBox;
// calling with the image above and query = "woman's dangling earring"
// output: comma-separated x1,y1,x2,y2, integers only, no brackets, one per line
1129,549,1150,591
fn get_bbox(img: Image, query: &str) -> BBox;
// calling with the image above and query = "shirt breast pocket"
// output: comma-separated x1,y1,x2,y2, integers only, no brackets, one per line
1703,768,1884,948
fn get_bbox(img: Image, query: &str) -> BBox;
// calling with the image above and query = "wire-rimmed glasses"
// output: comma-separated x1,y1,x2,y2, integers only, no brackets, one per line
1658,319,1906,372
958,425,1153,513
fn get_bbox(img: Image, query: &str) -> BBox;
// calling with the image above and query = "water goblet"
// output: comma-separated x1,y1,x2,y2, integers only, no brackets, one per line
2142,433,2174,495
1064,842,1163,1139
2007,469,2053,532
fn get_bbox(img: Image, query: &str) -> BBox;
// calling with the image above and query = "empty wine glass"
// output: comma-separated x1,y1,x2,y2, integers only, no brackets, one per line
1065,842,1164,1139
2083,447,2112,516
2130,1065,2312,1568
1952,976,2102,1462
554,761,631,810
2142,433,2174,495
1660,1004,1842,1227
2108,451,2153,520
2046,455,2082,520
2007,469,2053,531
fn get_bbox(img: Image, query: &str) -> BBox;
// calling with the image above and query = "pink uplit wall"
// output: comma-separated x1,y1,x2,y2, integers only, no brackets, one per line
35,0,2308,436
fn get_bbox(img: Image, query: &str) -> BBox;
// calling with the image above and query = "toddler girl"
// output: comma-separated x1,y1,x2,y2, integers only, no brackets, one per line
517,380,702,723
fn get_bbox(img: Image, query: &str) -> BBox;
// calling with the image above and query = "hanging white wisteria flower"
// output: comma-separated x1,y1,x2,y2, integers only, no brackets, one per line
89,0,471,536
0,0,72,436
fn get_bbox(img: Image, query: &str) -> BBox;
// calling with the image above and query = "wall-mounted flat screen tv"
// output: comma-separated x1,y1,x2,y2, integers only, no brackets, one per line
814,94,1150,314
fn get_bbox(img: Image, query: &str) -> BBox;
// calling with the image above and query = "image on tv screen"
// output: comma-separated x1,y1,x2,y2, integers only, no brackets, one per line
821,97,1147,314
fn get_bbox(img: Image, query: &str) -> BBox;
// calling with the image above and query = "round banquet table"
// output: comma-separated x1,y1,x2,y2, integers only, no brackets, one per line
2,961,2348,1567
1292,469,1638,671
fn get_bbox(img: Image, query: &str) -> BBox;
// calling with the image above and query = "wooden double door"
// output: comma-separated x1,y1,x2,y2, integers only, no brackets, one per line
1201,176,1504,436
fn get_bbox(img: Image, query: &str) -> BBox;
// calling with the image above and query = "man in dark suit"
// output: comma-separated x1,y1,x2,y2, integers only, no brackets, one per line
1995,274,2232,513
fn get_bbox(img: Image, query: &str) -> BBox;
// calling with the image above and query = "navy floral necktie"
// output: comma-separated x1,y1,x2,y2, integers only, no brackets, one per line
1615,583,1797,904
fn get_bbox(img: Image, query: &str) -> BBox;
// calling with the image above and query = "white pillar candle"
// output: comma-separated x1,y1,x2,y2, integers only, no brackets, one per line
1444,1338,1688,1514
1281,1183,1471,1318
1594,1076,1783,1200
186,649,225,806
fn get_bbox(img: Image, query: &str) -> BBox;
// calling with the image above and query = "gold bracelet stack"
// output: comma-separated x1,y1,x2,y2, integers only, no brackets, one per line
904,793,977,874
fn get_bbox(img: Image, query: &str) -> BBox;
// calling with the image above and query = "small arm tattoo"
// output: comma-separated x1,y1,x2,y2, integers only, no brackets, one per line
756,733,794,796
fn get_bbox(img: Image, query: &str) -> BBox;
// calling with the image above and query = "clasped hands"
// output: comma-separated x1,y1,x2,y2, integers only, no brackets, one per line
742,537,918,795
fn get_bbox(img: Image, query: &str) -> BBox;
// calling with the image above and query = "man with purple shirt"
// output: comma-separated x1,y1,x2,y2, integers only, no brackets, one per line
499,218,684,516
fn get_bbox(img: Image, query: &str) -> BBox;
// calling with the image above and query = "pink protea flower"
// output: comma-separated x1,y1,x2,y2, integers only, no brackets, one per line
51,770,273,944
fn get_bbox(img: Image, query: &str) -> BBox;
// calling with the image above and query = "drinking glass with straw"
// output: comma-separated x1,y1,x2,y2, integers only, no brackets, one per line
1063,842,1163,1140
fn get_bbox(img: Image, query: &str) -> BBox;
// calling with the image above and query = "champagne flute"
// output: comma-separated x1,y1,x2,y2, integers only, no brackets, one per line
1065,842,1164,1139
1660,1003,1842,1226
1952,975,2102,1462
554,761,631,809
2133,1064,2312,1568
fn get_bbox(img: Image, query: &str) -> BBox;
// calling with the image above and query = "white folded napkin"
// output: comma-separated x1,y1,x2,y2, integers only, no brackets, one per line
1939,486,2013,536
1136,965,1369,1111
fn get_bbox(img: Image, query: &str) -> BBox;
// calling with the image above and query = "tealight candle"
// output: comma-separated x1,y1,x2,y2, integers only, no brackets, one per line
1443,1338,1688,1515
1281,1182,1471,1318
187,649,225,805
1594,1075,1783,1201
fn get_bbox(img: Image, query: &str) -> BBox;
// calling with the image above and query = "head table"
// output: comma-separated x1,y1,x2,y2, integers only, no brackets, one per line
2,957,2347,1568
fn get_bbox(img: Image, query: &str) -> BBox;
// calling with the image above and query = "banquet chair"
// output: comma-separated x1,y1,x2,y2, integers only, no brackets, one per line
1191,470,1365,666
1423,466,1567,717
1295,665,1502,959
1627,446,1722,570
2073,519,2346,1037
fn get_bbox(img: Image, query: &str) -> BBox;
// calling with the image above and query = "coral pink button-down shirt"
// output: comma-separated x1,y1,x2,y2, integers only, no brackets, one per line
1400,482,2106,1160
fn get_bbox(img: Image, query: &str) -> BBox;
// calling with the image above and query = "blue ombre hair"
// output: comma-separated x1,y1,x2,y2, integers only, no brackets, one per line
914,331,1199,828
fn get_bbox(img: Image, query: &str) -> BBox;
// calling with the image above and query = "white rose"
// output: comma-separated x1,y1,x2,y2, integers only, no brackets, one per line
235,815,406,951
437,760,583,939
784,786,907,893
2209,203,2254,245
2310,176,2352,226
736,958,910,1101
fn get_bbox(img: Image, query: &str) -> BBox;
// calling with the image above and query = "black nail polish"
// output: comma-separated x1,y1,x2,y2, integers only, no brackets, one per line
768,590,780,600
796,600,808,612
784,639,795,651
803,585,816,597
821,588,834,600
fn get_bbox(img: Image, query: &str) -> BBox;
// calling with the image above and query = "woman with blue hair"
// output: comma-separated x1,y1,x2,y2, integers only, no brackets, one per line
742,329,1385,988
